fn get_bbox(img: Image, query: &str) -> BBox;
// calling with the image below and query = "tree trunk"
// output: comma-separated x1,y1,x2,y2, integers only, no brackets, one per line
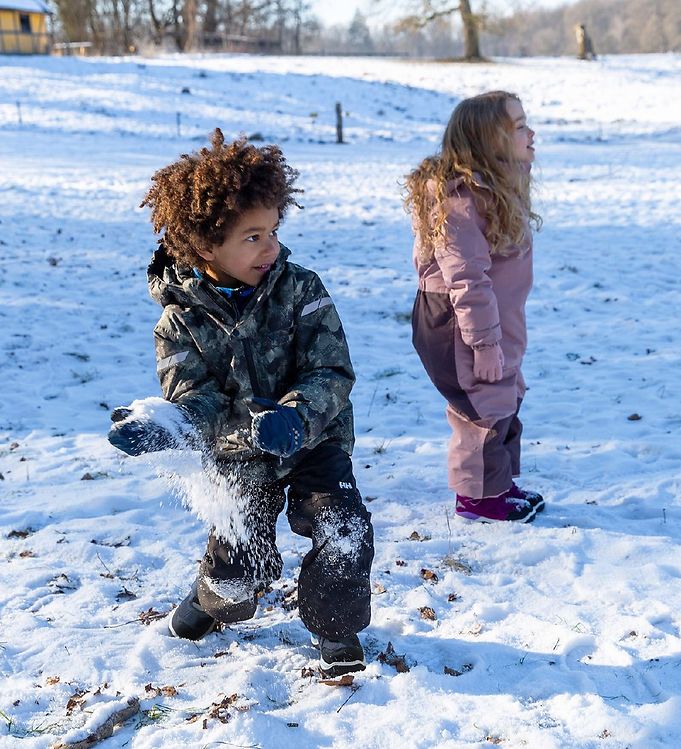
575,23,596,60
53,0,91,42
87,0,105,53
122,0,133,52
204,0,218,34
182,0,197,50
276,0,285,50
110,0,123,53
172,0,181,49
293,7,302,54
148,0,164,45
459,0,481,59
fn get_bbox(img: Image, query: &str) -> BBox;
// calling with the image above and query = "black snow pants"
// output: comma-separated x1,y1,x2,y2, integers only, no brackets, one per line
196,441,374,640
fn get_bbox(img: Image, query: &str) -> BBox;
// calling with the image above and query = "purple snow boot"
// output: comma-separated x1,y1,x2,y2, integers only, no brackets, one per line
455,490,536,523
509,482,545,513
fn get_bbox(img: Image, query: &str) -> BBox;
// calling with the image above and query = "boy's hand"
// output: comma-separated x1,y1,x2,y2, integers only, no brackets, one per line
108,406,177,456
473,343,504,383
250,397,305,458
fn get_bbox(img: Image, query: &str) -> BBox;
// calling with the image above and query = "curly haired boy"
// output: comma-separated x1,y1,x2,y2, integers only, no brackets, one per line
108,130,374,676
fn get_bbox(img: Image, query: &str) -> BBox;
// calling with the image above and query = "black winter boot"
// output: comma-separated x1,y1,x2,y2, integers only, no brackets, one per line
311,634,366,676
169,581,217,640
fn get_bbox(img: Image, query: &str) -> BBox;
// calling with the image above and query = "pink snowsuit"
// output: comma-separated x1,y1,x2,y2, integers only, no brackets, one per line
411,176,533,498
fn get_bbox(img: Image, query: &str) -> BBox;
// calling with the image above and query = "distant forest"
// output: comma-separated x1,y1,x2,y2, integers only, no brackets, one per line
47,0,680,56
483,0,680,56
283,0,680,58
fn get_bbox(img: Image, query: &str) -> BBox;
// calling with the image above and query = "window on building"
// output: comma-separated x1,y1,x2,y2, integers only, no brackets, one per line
20,14,32,33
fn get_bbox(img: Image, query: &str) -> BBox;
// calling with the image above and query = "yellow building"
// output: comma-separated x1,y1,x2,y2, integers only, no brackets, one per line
0,0,51,54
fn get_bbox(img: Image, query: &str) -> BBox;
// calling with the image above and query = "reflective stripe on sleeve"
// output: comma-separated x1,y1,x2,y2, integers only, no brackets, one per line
300,297,333,317
157,350,189,372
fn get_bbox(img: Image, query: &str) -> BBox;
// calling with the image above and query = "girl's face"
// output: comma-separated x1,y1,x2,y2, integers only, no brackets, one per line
505,98,535,163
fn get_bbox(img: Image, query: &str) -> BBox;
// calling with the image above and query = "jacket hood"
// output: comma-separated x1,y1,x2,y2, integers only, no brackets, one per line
424,172,487,201
147,242,292,309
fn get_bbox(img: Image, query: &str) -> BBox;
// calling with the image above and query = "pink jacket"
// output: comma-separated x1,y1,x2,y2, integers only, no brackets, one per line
413,177,533,419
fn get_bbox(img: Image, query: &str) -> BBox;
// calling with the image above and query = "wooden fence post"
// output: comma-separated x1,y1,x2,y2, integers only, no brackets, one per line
335,102,343,144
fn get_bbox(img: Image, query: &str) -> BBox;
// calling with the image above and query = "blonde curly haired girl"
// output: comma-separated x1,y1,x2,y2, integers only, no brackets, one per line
406,91,544,523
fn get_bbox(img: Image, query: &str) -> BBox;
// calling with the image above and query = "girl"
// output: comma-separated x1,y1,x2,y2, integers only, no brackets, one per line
406,91,544,523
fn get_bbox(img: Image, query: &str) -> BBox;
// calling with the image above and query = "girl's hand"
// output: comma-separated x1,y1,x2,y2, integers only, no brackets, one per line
473,344,504,383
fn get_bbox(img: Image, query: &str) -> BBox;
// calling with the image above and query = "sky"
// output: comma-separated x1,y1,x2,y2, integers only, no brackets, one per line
311,0,573,27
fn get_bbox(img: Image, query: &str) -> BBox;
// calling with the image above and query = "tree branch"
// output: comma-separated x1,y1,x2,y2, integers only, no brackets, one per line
51,697,140,749
396,7,459,31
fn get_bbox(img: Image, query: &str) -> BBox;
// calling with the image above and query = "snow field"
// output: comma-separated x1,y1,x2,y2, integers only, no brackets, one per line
1,51,681,748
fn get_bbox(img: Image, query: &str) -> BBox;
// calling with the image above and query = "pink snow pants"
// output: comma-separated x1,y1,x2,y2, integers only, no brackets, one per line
412,289,525,498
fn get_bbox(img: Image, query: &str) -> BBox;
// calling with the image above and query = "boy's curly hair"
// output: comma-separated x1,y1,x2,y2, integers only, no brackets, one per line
141,129,301,269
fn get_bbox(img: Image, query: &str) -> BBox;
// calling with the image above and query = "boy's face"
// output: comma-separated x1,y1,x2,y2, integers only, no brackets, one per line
197,205,281,287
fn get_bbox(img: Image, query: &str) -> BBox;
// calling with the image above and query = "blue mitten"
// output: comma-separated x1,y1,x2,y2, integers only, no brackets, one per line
250,397,305,458
108,402,189,456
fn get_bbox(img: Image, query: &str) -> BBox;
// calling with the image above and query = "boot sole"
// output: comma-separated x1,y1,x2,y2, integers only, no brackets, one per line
319,658,366,677
455,508,536,523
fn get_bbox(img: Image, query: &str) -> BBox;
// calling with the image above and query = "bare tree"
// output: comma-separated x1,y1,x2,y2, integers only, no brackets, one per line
203,0,218,37
108,0,136,52
347,9,373,53
147,0,168,46
391,0,486,60
287,0,311,53
87,0,106,51
293,0,307,52
182,0,197,49
53,0,93,41
51,0,322,54
169,0,196,50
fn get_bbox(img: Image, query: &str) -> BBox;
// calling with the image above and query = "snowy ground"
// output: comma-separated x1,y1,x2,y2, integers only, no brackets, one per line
1,51,681,748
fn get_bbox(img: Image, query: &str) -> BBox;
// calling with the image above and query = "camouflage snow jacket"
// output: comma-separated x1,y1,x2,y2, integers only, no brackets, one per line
148,244,356,478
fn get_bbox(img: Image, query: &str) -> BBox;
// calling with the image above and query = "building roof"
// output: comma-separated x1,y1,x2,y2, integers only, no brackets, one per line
0,0,52,12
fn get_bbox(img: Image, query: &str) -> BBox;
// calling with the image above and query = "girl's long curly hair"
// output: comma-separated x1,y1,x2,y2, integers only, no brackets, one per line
405,91,541,262
141,129,301,269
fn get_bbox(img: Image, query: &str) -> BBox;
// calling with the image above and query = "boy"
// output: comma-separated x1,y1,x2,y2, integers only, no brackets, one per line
108,130,374,676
